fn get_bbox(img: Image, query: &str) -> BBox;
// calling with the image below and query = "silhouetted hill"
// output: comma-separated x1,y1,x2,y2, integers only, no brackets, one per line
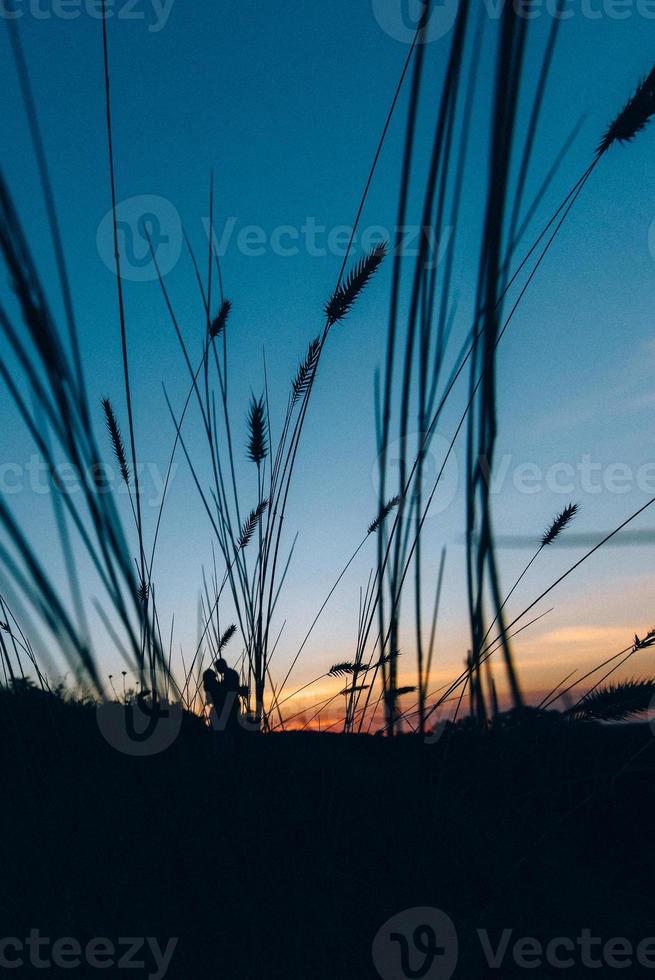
1,688,654,978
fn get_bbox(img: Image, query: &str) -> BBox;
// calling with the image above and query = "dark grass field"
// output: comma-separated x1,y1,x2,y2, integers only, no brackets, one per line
2,690,655,978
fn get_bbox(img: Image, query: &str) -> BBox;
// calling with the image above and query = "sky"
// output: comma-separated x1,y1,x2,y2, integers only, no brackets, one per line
1,0,655,716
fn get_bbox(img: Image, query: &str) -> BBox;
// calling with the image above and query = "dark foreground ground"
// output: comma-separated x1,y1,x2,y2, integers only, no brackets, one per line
1,690,655,979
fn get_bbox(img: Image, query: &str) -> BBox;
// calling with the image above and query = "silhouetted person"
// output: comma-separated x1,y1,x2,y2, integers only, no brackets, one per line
214,658,241,733
202,668,227,733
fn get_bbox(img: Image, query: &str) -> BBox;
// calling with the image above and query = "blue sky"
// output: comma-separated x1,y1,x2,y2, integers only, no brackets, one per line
2,0,655,706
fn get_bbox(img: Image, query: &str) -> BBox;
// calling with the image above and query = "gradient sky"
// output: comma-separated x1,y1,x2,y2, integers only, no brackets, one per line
2,0,655,712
